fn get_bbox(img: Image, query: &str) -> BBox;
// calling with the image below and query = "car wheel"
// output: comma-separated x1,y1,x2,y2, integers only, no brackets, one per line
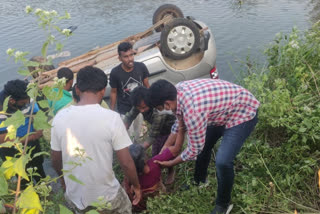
153,4,184,32
160,18,200,60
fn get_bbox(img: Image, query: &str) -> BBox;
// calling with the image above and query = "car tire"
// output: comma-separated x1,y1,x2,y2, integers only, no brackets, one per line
153,4,184,32
160,18,200,60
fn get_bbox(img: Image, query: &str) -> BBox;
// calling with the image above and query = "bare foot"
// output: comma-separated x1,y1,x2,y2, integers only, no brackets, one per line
165,168,176,185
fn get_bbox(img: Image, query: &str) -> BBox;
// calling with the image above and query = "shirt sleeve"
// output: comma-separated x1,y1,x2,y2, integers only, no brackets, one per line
180,112,208,161
33,103,39,114
178,90,208,161
123,107,139,128
50,117,61,151
171,119,179,134
112,114,133,151
109,69,118,89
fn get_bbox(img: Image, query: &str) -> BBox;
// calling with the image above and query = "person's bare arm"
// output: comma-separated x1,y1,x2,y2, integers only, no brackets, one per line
154,132,185,167
160,132,177,153
155,115,186,165
51,149,66,190
116,147,141,205
143,78,150,88
110,88,117,110
0,133,6,144
27,130,43,142
0,130,43,144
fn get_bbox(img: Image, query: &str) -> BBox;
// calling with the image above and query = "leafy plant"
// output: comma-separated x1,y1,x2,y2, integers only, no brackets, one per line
0,6,76,214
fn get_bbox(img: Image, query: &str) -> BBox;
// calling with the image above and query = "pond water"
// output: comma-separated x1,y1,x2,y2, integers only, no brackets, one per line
0,0,317,88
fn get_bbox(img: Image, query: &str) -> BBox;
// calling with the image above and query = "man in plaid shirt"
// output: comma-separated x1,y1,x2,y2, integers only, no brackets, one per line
149,79,259,214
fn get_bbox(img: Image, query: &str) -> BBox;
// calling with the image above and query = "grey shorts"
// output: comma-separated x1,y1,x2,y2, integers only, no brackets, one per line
65,186,132,214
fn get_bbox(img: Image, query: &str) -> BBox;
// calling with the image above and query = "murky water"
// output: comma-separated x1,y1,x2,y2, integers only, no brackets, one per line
0,0,317,88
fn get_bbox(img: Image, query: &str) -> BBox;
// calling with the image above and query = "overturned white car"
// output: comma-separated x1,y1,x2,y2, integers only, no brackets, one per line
39,4,218,97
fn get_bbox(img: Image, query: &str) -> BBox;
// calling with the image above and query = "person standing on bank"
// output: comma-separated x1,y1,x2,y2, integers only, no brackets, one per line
109,42,150,139
149,79,260,214
51,66,141,213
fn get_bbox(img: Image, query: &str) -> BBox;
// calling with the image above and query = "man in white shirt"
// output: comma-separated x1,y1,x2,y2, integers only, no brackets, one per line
51,66,141,213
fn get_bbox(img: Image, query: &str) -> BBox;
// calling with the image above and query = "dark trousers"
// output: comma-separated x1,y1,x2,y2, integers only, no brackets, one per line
194,114,258,208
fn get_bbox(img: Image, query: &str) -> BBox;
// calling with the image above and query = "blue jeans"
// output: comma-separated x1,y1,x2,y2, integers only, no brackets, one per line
194,113,258,208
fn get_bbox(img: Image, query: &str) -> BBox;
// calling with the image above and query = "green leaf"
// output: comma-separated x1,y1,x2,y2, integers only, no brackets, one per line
33,110,51,130
37,100,49,109
25,61,40,67
18,69,31,76
41,41,49,58
27,84,38,100
42,86,63,101
56,42,64,52
2,156,16,179
302,119,313,129
17,186,43,212
5,125,17,140
14,155,30,181
59,204,73,214
32,151,49,159
298,127,307,133
0,141,15,148
0,170,8,196
53,26,62,32
68,174,85,185
3,110,25,129
3,96,10,112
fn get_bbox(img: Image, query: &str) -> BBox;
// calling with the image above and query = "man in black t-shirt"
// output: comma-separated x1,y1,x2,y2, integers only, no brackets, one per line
109,42,150,139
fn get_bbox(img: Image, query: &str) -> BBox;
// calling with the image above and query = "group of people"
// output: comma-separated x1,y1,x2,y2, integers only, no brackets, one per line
0,41,260,214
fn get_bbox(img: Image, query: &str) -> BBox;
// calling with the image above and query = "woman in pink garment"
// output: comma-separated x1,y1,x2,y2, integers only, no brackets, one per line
123,143,178,212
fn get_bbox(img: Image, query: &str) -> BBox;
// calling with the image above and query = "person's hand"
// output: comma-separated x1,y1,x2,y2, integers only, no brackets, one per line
33,130,43,140
131,185,142,205
25,130,43,143
153,159,174,168
143,142,151,150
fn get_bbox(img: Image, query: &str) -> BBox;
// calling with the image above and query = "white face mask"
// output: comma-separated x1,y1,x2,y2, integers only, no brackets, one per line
157,109,174,115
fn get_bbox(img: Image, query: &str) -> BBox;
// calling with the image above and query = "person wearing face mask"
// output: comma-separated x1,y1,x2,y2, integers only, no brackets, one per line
123,86,176,185
149,79,260,214
109,42,150,140
0,79,46,189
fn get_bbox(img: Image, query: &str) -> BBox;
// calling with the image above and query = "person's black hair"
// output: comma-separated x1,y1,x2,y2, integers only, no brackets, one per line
3,79,29,101
130,86,150,107
149,79,177,107
118,42,132,56
129,144,145,175
57,67,73,82
76,66,108,93
72,83,80,102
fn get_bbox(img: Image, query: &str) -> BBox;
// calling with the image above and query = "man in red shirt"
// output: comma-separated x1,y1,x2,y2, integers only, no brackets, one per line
149,79,259,214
